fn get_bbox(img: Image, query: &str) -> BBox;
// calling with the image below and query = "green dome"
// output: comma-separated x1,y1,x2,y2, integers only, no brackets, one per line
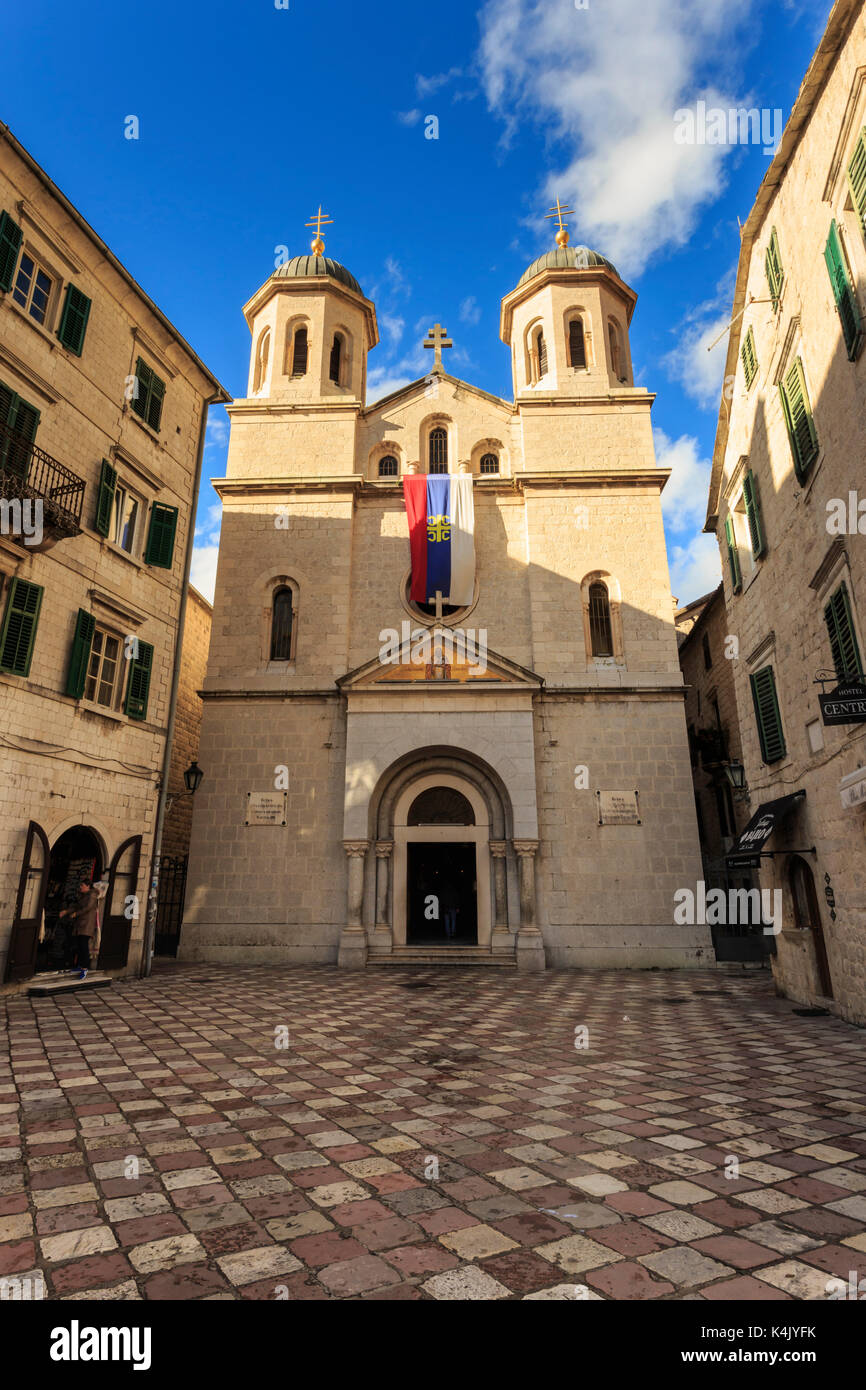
272,254,363,296
517,245,619,287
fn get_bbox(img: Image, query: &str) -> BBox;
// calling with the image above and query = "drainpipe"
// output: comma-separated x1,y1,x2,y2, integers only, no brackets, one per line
140,390,220,978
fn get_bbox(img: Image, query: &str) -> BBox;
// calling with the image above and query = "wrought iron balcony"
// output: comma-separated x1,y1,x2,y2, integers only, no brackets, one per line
0,419,85,547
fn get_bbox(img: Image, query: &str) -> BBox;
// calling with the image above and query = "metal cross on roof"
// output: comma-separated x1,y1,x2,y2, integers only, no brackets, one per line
423,322,453,369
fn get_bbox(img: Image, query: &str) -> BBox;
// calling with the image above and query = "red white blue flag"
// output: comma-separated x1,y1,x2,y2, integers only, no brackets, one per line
403,475,475,607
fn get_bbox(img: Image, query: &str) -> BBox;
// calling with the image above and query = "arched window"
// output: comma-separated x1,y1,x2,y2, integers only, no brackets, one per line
378,454,398,478
270,586,294,661
588,582,614,656
535,326,548,379
253,328,270,392
568,318,586,369
408,787,475,825
429,427,448,473
608,321,623,380
291,326,308,377
329,333,343,385
479,453,499,474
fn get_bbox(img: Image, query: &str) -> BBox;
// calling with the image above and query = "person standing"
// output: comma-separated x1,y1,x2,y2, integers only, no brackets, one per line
439,880,460,939
60,880,99,978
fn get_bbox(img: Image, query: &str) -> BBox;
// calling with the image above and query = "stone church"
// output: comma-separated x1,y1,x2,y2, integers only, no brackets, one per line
180,216,711,971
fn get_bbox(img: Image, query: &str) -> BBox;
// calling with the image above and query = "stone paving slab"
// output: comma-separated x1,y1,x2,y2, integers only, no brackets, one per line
1,963,865,1300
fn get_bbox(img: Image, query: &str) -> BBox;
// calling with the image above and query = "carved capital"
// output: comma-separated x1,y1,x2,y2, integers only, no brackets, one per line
343,839,370,859
375,840,394,859
512,839,539,859
488,840,508,858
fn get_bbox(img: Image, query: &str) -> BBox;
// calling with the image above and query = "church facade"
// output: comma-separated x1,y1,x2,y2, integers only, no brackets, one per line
180,228,711,971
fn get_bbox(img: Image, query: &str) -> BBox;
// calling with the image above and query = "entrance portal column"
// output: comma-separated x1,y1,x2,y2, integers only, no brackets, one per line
338,840,369,970
489,840,510,952
513,839,545,971
371,840,394,953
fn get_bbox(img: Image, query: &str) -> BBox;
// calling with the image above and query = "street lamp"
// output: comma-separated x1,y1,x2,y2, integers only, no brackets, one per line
183,760,204,795
723,761,749,800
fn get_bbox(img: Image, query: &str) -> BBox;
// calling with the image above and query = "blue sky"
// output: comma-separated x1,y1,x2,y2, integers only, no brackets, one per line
5,0,833,605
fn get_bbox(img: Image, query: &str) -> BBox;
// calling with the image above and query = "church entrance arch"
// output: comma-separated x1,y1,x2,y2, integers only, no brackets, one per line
394,774,492,949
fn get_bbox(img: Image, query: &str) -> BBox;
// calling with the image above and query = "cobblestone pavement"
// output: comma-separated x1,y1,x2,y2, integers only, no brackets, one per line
1,963,865,1301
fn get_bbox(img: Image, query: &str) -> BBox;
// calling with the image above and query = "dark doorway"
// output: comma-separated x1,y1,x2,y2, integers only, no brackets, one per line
39,827,103,973
407,842,477,944
789,855,834,998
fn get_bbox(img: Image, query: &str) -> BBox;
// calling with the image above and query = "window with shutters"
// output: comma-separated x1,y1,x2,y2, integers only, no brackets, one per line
750,665,786,764
57,285,92,356
378,454,398,478
131,358,165,432
741,327,758,387
765,228,785,311
588,582,614,657
270,586,295,661
847,126,866,241
824,221,862,360
84,627,124,709
741,469,767,560
12,252,52,325
0,379,41,481
479,453,499,474
724,514,743,594
779,356,819,481
429,427,448,473
0,210,23,292
291,326,308,376
567,316,587,369
825,581,862,683
124,640,154,720
110,482,141,553
144,502,179,569
0,577,43,677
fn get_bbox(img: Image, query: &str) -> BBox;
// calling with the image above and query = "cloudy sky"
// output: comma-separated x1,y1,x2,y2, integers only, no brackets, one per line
6,0,833,605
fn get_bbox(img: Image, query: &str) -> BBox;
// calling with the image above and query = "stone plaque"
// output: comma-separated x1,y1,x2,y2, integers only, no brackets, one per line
597,790,641,825
245,791,287,826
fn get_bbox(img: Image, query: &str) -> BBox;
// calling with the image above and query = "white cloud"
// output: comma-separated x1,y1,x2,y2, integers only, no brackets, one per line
478,0,756,276
381,313,405,346
190,543,220,604
396,109,422,126
459,296,482,325
366,362,421,403
416,67,463,98
664,313,730,409
668,533,722,607
655,428,712,532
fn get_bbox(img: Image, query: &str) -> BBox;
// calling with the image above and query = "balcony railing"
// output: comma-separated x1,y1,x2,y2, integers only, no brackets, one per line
0,419,85,537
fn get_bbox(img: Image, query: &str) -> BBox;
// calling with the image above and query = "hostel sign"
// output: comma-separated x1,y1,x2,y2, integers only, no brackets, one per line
819,680,866,726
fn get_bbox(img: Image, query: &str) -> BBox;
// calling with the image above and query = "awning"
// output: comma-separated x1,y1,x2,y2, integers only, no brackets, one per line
726,790,805,869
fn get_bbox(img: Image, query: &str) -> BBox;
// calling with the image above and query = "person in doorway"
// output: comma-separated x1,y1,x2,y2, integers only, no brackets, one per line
439,880,460,939
59,880,99,978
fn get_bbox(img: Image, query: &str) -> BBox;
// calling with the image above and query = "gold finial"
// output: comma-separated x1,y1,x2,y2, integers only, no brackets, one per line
305,204,334,256
545,196,575,248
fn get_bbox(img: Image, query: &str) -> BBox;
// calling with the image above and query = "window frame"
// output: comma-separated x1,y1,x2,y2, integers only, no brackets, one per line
83,623,126,712
750,664,786,765
11,249,54,326
131,357,166,433
378,454,399,478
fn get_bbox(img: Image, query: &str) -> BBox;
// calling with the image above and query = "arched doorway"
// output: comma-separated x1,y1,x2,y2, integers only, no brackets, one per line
789,855,834,998
39,826,104,973
393,773,493,948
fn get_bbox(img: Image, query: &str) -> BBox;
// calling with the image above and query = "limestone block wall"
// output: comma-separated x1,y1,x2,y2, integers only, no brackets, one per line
357,375,515,475
162,586,212,859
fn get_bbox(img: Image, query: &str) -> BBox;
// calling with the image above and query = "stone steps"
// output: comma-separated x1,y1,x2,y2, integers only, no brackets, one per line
27,972,113,997
371,948,517,967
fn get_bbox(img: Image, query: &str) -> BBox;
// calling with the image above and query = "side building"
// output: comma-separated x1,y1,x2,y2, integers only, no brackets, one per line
0,125,228,990
706,0,866,1023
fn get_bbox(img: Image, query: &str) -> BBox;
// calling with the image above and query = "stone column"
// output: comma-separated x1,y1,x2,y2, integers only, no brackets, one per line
371,840,394,951
513,839,545,971
338,840,369,970
489,840,510,950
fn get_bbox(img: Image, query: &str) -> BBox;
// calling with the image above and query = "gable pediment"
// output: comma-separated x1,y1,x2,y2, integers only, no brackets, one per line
338,631,542,691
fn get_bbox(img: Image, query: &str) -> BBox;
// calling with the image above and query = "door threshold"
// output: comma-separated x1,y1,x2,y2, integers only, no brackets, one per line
27,973,113,997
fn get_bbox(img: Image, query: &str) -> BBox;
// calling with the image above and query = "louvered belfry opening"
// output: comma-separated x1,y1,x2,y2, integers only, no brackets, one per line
569,318,586,369
291,326,308,376
589,582,614,657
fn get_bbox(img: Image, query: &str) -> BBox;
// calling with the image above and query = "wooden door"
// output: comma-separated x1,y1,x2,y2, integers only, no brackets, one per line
97,836,142,970
790,856,833,998
5,821,50,981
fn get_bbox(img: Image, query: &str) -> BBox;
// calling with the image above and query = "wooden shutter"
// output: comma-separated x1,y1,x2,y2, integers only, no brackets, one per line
750,666,786,764
97,835,142,971
825,582,862,682
291,328,308,375
95,459,117,537
741,327,758,387
0,578,43,676
742,470,766,559
145,372,165,431
131,357,150,421
124,640,153,719
569,319,586,368
765,228,784,310
144,502,178,568
2,393,40,481
538,332,548,376
724,516,742,593
57,285,92,356
4,821,50,982
824,221,862,360
847,127,866,237
65,608,96,698
780,358,818,481
0,210,22,292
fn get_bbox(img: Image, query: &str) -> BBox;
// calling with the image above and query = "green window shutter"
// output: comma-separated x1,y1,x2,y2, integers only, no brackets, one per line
57,285,92,356
11,398,40,443
824,221,862,360
780,357,818,482
144,502,178,568
724,516,742,594
0,389,39,480
750,666,786,764
741,327,758,387
64,608,96,698
765,228,785,311
825,582,862,683
145,372,165,431
131,357,150,421
0,578,43,677
847,127,866,238
95,459,117,537
124,639,153,720
0,210,22,292
742,470,766,559
131,357,165,431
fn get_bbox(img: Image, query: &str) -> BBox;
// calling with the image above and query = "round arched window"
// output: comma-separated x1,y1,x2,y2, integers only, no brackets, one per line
408,787,475,825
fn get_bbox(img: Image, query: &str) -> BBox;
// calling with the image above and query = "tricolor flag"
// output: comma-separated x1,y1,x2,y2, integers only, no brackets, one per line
403,475,475,607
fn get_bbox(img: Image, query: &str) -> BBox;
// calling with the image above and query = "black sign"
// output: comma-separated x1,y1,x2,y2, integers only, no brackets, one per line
820,680,866,726
726,791,805,870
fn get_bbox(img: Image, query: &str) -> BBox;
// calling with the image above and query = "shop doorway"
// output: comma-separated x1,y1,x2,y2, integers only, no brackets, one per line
39,827,104,973
407,842,478,944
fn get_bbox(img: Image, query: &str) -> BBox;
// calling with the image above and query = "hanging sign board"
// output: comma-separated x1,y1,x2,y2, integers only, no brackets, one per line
820,680,866,726
245,792,288,826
